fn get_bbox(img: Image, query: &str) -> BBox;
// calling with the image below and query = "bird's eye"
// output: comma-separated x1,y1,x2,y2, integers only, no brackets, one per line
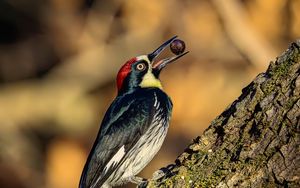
136,63,146,71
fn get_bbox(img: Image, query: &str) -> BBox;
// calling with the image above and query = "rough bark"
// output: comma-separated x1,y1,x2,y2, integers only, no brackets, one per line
148,41,300,188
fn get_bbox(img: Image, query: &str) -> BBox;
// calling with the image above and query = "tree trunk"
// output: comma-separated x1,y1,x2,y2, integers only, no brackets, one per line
148,41,300,188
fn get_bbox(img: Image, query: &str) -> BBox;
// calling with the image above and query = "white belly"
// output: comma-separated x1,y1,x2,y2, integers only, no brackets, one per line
123,122,168,177
109,118,169,186
108,93,171,186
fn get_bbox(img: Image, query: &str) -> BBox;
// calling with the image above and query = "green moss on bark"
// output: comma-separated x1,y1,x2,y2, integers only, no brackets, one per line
147,41,300,188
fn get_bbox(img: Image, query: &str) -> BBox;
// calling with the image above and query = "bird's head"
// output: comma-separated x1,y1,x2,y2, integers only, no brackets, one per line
116,36,188,94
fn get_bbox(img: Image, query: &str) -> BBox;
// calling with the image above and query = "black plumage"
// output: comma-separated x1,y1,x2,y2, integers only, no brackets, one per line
79,88,172,188
79,36,187,188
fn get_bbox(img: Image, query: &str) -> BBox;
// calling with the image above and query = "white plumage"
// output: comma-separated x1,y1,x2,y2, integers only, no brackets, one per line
105,92,170,186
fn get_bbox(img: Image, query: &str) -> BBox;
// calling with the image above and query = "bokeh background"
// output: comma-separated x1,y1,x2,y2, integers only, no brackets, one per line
0,0,299,187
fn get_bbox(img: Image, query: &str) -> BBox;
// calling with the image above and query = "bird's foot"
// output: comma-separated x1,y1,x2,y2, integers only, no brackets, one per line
131,165,176,188
152,169,165,180
152,164,175,180
128,176,148,188
137,181,148,188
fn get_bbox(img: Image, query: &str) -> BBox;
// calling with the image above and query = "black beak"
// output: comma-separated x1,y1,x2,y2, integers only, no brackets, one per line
148,36,189,71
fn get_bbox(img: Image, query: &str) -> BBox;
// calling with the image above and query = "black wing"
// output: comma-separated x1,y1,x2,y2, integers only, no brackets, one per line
79,88,171,188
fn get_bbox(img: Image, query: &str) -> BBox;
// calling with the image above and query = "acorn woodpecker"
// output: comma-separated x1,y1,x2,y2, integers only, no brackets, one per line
79,36,188,188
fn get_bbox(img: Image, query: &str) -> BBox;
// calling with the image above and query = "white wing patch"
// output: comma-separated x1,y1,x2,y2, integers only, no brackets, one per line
92,146,125,188
154,92,161,110
154,93,158,107
104,145,125,173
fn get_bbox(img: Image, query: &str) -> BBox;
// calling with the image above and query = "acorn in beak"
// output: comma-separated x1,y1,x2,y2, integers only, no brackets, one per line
148,36,189,73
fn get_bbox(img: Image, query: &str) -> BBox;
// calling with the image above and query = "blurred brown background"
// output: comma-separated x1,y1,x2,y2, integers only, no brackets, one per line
0,0,299,187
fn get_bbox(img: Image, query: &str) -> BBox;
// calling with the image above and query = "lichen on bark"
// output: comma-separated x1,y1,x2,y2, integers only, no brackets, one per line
148,41,300,188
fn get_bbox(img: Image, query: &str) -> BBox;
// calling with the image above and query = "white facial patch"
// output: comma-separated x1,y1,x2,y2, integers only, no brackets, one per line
136,55,151,63
137,55,163,89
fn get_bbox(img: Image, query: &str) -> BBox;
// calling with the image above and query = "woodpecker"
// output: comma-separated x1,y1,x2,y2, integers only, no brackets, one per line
79,36,188,188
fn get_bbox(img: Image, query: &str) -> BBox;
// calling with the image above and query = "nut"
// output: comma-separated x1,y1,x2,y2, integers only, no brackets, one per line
170,39,186,55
